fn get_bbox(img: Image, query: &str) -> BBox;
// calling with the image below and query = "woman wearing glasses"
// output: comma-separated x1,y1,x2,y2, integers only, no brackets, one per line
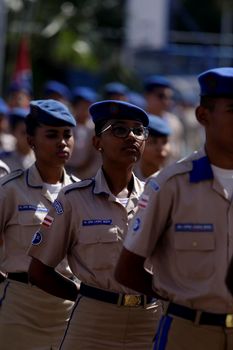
28,100,162,349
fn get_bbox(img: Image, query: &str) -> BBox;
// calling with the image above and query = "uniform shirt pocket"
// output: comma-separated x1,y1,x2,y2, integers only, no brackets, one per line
174,233,215,280
17,209,47,250
78,225,120,271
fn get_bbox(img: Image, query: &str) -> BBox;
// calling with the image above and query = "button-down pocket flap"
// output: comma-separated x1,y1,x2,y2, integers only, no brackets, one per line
174,233,215,251
79,226,118,244
18,211,44,225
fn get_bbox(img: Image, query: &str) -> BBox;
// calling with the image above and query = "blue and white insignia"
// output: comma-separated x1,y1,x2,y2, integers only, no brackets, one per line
133,217,141,232
175,223,214,232
53,199,64,215
82,219,112,226
148,179,160,192
32,231,42,245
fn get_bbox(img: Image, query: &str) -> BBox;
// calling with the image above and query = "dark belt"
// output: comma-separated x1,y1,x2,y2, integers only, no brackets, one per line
167,302,233,328
7,272,28,284
80,283,155,307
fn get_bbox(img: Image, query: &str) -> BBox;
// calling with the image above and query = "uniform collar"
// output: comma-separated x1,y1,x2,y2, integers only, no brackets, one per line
26,163,71,188
189,153,213,183
93,167,143,200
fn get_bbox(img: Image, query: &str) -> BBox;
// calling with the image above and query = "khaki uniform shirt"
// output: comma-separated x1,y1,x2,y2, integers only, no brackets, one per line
124,149,233,314
28,168,145,293
0,164,79,275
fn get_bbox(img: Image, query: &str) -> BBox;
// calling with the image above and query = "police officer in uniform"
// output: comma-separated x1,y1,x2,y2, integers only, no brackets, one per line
0,107,35,171
134,114,172,181
115,67,233,350
0,99,78,350
28,100,162,350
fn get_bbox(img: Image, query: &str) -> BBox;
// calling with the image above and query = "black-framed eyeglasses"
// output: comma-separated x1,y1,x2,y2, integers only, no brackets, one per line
99,124,149,141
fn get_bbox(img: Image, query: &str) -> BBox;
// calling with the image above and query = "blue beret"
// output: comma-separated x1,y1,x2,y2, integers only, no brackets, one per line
8,81,32,95
148,114,171,136
127,91,146,110
144,75,172,92
198,67,233,97
0,98,9,115
43,80,71,101
9,107,29,120
104,82,129,96
89,100,149,126
29,99,76,127
72,86,97,103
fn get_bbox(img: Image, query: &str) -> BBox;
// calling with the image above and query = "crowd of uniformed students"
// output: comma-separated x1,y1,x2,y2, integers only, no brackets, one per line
0,68,233,350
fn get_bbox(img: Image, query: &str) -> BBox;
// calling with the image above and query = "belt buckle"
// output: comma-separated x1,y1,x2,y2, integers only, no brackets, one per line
123,294,141,307
226,314,233,328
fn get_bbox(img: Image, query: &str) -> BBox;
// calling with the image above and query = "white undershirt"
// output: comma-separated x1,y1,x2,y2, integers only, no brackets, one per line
211,164,233,200
44,182,63,201
117,197,129,207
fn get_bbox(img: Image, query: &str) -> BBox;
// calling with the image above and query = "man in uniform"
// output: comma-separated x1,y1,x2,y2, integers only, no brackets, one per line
115,67,233,350
134,114,172,180
144,75,185,163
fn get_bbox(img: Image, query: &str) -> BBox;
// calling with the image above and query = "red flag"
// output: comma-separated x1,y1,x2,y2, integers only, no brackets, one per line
12,36,32,92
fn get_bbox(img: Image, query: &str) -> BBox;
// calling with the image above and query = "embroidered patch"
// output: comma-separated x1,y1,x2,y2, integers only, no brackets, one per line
82,219,112,226
133,217,141,232
53,200,64,215
18,205,48,212
138,194,149,209
175,223,214,232
42,215,54,228
32,231,42,245
148,179,160,192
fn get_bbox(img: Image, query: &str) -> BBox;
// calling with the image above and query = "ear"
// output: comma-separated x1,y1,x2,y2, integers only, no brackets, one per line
27,135,34,149
195,105,210,127
92,135,102,152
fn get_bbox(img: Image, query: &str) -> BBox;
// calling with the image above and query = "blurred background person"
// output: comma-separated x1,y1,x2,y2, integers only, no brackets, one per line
127,90,146,110
134,114,172,180
0,97,16,152
0,107,35,171
144,75,185,163
43,80,71,107
6,81,32,109
66,86,101,179
102,81,129,101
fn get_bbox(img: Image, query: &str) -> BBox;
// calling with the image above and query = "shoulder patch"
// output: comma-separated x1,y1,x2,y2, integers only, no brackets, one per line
64,178,94,194
0,169,24,186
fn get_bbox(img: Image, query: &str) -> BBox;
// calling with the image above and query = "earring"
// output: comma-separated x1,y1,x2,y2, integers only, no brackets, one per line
98,148,102,151
31,145,35,150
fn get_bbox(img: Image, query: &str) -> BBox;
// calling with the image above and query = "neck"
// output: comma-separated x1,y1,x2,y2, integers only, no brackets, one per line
139,159,160,179
102,164,134,197
205,143,233,169
35,161,64,184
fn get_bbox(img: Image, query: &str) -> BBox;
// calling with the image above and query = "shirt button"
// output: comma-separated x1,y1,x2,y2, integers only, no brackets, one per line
192,241,197,247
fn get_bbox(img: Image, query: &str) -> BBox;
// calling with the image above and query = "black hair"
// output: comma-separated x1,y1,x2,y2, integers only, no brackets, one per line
25,113,42,136
94,120,109,136
200,96,217,111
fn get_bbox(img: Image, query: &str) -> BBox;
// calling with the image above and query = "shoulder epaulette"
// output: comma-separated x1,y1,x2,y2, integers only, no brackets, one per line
64,178,94,194
0,169,24,186
149,160,192,188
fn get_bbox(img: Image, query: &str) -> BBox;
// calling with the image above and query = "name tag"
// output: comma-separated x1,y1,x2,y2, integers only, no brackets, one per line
175,223,214,232
18,205,48,213
82,219,112,226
